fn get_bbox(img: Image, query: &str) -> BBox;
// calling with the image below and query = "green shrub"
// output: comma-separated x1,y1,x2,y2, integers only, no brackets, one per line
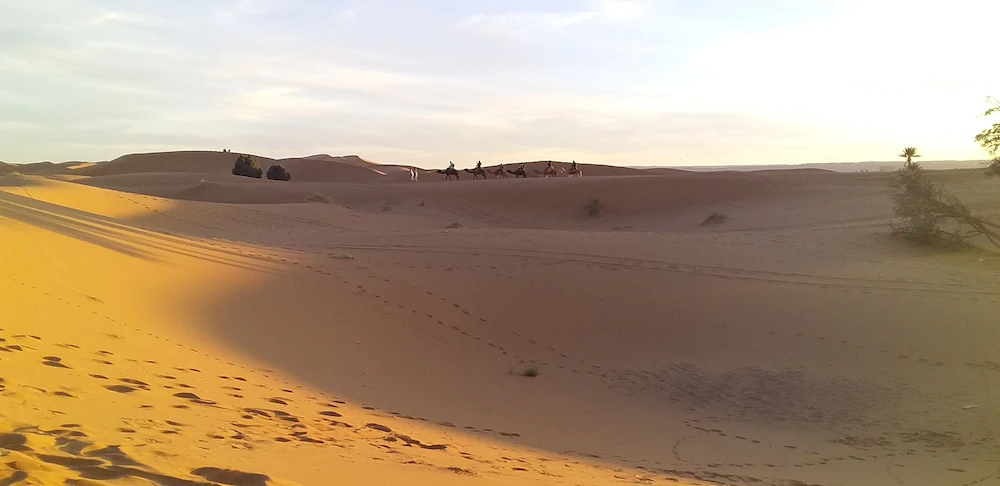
232,154,262,178
889,163,948,243
266,164,291,181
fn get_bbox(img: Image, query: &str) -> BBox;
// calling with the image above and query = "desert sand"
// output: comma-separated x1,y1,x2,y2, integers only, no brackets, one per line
2,151,1000,486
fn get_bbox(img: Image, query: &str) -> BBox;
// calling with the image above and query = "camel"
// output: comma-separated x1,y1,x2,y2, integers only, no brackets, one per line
436,168,460,180
463,167,488,180
506,167,528,178
489,166,508,178
561,167,583,178
534,164,558,178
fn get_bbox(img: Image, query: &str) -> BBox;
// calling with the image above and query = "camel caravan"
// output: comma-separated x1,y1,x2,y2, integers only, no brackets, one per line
431,160,582,181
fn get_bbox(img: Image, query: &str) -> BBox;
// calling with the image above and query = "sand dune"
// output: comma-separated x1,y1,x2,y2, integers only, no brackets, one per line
294,154,379,167
272,157,388,182
3,162,1000,486
77,168,990,233
76,151,387,183
0,160,94,176
75,151,272,177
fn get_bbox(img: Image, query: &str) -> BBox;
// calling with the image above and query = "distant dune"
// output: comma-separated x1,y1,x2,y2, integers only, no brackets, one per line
297,154,379,167
77,151,276,176
650,159,988,173
0,160,95,176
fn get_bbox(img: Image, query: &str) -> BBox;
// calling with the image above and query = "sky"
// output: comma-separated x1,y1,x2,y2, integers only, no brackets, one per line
2,0,999,167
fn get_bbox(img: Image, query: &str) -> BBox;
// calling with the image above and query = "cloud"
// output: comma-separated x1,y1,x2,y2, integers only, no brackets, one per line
459,1,646,40
335,1,373,21
1,0,994,166
214,0,284,24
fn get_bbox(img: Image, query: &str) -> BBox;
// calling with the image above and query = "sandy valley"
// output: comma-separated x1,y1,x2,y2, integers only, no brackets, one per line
2,152,1000,485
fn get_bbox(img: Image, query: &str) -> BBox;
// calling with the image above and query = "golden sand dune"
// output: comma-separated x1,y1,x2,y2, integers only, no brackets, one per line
3,158,1000,485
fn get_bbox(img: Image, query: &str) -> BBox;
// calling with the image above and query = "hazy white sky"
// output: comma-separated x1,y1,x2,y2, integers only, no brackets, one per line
2,0,998,167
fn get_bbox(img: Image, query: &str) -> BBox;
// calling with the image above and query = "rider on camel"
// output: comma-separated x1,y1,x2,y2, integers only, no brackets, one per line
571,160,578,171
447,161,455,170
476,161,482,170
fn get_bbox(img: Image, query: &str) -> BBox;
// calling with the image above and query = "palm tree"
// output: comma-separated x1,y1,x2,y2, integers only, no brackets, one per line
899,147,920,168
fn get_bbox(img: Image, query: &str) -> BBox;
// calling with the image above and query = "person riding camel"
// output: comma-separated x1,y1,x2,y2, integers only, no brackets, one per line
476,161,482,170
571,160,578,171
447,161,455,170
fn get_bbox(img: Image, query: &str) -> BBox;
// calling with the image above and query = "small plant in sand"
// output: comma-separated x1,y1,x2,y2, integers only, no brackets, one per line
700,212,727,226
889,162,1000,247
898,147,920,168
521,366,540,378
232,154,262,178
584,198,601,217
266,164,291,181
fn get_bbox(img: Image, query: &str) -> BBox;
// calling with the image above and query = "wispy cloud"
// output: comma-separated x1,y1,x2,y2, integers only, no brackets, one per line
0,0,994,166
459,1,646,40
335,1,373,21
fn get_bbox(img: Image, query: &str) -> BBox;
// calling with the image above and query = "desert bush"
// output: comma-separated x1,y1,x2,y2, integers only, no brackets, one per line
889,163,1000,247
584,198,601,217
266,164,291,181
232,154,262,178
976,99,1000,179
986,159,1000,178
521,365,540,377
976,99,1000,156
700,212,727,226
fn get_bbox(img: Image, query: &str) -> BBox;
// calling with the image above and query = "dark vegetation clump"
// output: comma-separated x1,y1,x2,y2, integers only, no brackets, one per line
986,159,1000,178
232,154,262,178
266,164,291,181
584,198,601,217
520,366,540,378
700,212,727,226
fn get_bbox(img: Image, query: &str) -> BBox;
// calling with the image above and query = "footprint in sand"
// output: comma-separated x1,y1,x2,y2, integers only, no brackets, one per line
42,356,71,369
173,392,216,405
119,378,150,390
